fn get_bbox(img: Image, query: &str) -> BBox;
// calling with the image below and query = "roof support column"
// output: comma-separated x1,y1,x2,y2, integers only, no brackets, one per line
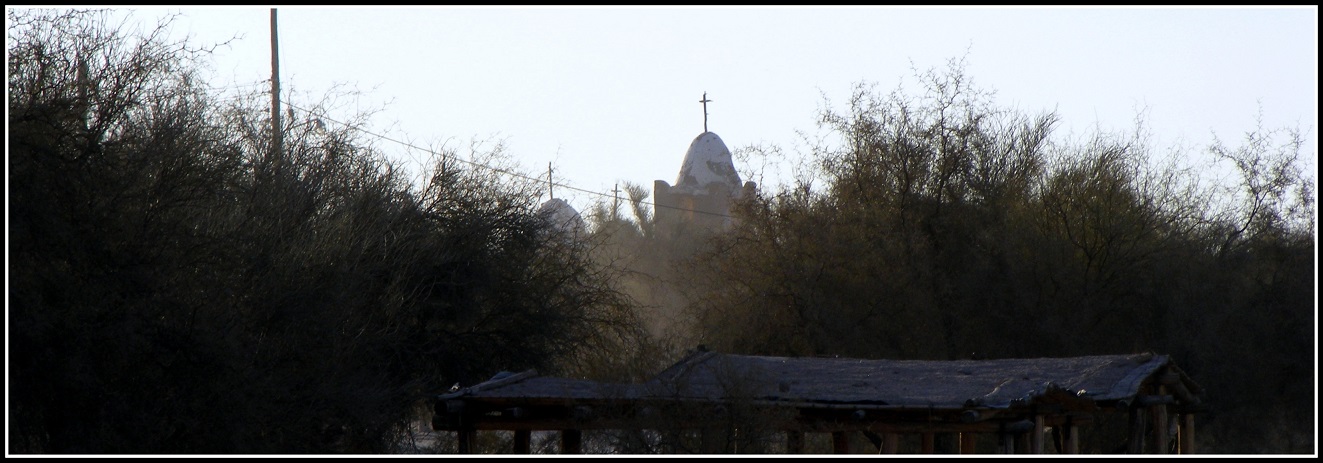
1178,413,1195,454
456,429,475,454
1031,415,1045,454
1128,405,1147,453
561,429,582,454
513,430,531,454
921,433,935,454
1014,430,1030,453
785,430,804,454
882,433,899,454
1153,402,1174,452
832,431,850,454
1064,420,1080,454
959,432,977,454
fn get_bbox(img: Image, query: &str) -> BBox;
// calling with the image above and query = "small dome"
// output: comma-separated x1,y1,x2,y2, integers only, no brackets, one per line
538,198,585,235
675,132,742,194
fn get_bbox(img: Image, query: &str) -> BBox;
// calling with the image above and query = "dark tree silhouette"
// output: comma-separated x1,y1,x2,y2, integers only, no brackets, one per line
8,8,644,453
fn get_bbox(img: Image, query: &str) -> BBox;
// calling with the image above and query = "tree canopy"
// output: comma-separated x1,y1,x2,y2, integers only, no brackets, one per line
7,10,1314,455
8,9,646,453
677,59,1314,453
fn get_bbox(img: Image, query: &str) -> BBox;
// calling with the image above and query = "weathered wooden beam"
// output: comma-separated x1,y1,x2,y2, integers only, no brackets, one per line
999,432,1015,454
883,433,899,454
1031,415,1045,454
1004,419,1036,434
1159,372,1181,385
561,429,582,454
1179,413,1195,454
786,430,804,454
832,431,850,454
1014,430,1029,454
1159,371,1201,407
1064,424,1079,454
445,400,466,413
1138,395,1176,406
1128,406,1147,454
457,429,475,454
699,426,722,454
1113,398,1131,412
1153,403,1169,453
513,429,531,454
799,419,1026,434
862,430,883,452
959,432,977,454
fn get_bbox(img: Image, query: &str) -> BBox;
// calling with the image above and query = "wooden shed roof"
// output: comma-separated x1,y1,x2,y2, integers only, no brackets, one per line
434,349,1206,454
437,349,1201,412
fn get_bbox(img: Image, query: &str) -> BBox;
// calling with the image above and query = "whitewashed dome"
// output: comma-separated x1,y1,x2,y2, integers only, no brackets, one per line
538,198,585,236
675,132,742,194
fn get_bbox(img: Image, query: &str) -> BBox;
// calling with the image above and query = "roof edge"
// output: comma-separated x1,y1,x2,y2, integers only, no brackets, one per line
437,369,539,400
1111,353,1169,399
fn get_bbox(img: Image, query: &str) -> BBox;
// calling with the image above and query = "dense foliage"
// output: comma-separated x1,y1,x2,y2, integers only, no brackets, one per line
8,9,1313,455
8,9,644,453
679,60,1314,453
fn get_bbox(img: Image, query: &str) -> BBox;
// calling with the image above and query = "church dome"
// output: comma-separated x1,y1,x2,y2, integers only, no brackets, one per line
674,132,742,194
537,198,585,236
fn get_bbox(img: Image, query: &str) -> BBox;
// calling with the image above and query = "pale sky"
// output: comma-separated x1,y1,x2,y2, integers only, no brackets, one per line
106,6,1317,215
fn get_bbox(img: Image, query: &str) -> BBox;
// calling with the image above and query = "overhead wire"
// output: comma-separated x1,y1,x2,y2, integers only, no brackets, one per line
278,99,741,220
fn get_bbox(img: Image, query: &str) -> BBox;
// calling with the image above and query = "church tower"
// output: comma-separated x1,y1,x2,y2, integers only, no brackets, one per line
653,93,756,239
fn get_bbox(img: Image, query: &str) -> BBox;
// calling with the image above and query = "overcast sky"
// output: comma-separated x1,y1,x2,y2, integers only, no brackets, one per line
109,6,1317,214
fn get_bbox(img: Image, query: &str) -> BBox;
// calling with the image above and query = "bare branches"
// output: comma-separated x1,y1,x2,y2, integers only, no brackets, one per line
9,8,648,454
1208,110,1315,255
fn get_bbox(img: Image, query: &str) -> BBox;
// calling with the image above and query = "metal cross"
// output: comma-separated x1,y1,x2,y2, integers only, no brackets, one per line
699,92,712,132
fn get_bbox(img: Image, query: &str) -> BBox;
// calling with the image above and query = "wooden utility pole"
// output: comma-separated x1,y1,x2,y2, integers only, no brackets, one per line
612,183,621,216
270,8,283,166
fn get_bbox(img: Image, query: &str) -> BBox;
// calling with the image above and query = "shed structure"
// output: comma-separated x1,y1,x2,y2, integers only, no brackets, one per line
432,348,1204,454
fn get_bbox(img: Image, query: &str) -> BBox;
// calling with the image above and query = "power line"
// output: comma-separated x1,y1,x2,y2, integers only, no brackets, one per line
138,78,741,220
279,100,740,220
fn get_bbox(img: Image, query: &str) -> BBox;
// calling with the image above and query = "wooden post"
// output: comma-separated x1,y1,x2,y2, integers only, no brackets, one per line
1014,431,1029,454
1128,406,1147,454
513,430,531,454
561,429,582,454
1031,415,1045,454
268,9,282,167
1153,388,1170,454
699,425,723,454
456,429,475,454
786,430,804,454
883,433,899,454
1000,432,1015,454
921,433,935,454
1064,423,1080,454
959,432,977,454
832,431,850,454
1179,413,1195,454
